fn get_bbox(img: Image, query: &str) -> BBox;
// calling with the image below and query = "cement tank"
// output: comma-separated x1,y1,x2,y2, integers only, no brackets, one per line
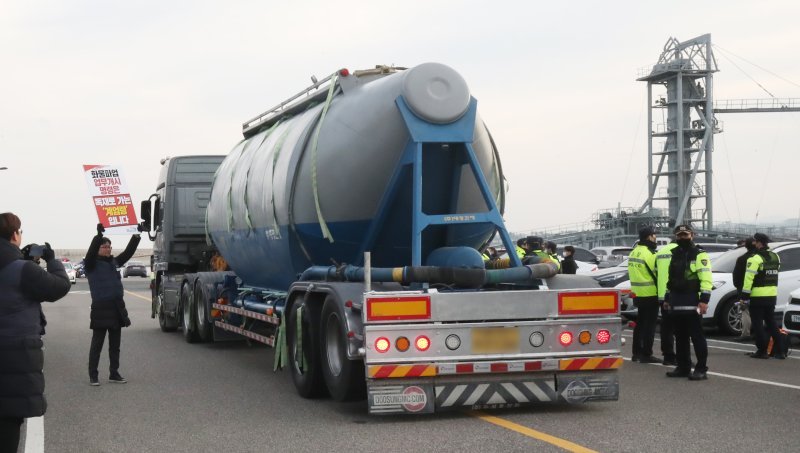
207,63,505,290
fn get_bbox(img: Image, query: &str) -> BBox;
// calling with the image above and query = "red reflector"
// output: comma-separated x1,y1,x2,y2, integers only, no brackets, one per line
375,337,390,353
345,300,352,308
524,361,542,371
415,335,431,351
559,331,573,346
597,329,611,344
339,68,350,77
490,363,508,372
456,363,473,373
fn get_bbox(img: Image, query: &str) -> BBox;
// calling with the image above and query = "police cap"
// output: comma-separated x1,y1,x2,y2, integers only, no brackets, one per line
753,232,770,245
638,226,656,240
673,224,693,235
526,236,543,248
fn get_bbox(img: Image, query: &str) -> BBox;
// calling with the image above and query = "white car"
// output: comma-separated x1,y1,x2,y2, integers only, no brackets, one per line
616,241,800,335
590,246,633,268
782,287,800,337
706,242,800,335
62,261,77,285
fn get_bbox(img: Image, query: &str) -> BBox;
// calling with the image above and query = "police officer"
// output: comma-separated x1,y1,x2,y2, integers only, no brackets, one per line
481,246,498,263
742,233,784,359
515,238,528,259
525,236,550,260
658,224,712,380
545,241,562,272
655,240,678,366
628,226,660,363
732,238,756,342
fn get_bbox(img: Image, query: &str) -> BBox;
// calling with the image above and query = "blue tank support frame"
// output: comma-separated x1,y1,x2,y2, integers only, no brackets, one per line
356,96,522,268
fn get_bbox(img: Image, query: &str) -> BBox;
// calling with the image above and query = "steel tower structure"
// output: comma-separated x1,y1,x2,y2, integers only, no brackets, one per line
637,34,718,229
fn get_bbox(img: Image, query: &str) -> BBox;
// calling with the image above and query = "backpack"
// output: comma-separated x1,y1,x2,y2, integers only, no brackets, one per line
667,245,701,293
768,329,792,357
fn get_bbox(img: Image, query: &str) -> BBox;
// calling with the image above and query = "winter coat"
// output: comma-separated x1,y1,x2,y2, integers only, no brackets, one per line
0,238,70,418
84,234,139,329
561,255,578,274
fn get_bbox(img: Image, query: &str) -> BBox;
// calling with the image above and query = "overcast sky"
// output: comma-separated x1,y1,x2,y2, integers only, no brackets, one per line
2,0,799,249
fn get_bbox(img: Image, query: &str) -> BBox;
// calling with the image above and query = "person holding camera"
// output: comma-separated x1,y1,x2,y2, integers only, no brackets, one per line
0,212,71,452
84,223,141,386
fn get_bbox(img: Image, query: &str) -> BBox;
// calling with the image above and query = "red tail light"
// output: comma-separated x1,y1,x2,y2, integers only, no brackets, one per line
558,331,573,346
597,329,611,344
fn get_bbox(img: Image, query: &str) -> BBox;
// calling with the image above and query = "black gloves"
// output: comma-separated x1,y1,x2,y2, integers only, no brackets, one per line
41,242,55,262
97,223,105,235
21,243,33,260
122,316,132,328
700,292,710,304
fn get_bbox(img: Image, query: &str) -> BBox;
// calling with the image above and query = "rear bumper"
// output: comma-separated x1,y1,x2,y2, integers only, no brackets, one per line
367,360,620,414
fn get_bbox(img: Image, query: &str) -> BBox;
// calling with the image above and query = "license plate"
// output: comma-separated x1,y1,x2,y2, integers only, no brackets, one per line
472,327,519,354
792,314,800,323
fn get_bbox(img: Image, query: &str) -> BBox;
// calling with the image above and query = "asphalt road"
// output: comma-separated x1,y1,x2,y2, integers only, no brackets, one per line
20,279,800,453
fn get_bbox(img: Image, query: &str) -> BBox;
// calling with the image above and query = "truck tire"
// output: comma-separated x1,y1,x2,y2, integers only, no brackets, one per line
320,296,366,401
157,282,178,332
287,298,326,398
181,281,200,343
194,281,214,343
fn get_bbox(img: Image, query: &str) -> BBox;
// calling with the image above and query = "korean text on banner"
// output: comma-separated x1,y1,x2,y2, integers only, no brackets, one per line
83,164,139,234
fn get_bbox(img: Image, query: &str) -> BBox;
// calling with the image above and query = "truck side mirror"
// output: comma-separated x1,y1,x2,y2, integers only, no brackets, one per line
140,199,152,225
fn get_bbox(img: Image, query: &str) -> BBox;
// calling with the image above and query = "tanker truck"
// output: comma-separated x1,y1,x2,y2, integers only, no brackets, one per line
139,63,622,414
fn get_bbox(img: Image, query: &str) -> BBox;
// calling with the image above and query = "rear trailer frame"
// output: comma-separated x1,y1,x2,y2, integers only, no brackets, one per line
362,288,622,414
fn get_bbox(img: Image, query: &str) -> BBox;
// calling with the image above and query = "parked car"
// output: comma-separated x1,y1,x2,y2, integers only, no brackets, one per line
619,242,800,335
122,261,148,278
591,259,630,288
62,261,77,285
590,246,633,268
783,287,800,337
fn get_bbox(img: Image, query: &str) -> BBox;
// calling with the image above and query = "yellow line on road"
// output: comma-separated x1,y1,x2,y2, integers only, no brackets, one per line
125,290,151,302
470,411,598,453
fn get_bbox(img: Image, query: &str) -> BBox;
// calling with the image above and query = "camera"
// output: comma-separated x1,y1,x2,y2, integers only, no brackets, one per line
30,244,45,257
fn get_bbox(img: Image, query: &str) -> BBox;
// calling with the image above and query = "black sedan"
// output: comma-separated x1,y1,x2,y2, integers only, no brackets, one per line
123,262,148,278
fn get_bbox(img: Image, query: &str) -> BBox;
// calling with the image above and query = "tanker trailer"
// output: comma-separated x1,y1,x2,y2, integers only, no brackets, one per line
139,63,623,414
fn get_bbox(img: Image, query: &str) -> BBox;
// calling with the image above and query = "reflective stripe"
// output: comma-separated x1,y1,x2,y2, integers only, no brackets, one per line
631,282,654,287
746,269,758,274
671,306,698,311
628,257,646,264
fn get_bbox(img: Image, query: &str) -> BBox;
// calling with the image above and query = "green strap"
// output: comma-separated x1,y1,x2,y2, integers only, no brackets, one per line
274,312,287,371
243,122,282,233
296,304,306,371
270,127,291,235
309,73,339,243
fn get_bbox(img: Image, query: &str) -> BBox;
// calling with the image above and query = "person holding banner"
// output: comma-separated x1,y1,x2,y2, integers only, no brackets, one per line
84,222,141,386
0,212,71,452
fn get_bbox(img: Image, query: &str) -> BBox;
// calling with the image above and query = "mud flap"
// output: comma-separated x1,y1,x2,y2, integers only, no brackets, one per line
434,374,558,411
556,371,619,403
368,380,435,414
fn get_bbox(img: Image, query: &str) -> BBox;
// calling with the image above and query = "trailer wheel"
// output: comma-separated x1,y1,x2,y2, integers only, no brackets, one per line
321,296,365,401
181,281,200,343
157,283,178,332
194,281,214,343
287,298,326,398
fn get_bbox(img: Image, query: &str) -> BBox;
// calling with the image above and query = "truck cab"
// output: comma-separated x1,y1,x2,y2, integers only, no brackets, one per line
142,155,225,331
